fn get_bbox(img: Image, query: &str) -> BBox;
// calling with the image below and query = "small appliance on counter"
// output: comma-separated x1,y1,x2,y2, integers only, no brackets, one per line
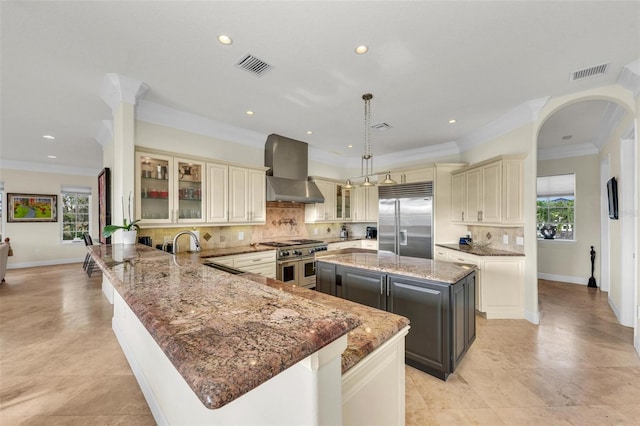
365,226,377,239
340,226,348,239
459,237,472,245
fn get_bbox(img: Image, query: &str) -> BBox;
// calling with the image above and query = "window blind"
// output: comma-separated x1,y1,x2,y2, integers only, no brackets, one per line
60,185,91,194
537,174,575,197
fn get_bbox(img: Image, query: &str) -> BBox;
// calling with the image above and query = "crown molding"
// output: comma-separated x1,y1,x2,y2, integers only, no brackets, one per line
537,142,599,161
136,100,267,149
101,73,150,113
364,141,460,169
0,159,101,176
618,58,640,98
456,96,550,152
594,101,628,149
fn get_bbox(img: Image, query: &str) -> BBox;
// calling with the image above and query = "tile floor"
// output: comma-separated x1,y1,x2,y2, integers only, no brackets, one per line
1,266,639,425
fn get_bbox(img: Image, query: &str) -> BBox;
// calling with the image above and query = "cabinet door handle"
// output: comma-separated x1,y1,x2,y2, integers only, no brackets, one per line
462,211,464,221
380,276,384,295
386,277,390,296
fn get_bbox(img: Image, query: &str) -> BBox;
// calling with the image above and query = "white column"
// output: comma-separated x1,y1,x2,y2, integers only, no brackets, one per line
100,74,149,243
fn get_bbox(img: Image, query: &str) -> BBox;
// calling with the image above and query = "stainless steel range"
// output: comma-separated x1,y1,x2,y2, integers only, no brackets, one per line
260,239,327,289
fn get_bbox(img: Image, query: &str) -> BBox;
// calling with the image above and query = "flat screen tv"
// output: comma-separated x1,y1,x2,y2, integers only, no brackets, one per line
607,177,618,220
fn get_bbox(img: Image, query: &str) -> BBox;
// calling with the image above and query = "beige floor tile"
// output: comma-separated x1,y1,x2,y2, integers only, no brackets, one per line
432,408,506,425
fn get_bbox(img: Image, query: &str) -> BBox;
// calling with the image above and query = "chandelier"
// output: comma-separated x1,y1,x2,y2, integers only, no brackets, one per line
343,93,396,189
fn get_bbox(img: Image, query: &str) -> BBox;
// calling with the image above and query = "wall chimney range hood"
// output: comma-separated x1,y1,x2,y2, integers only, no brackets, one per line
265,134,325,204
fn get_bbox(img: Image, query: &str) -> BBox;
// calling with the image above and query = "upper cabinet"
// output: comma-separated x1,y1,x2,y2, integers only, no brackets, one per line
137,149,266,227
305,179,337,222
352,186,378,222
336,184,351,221
450,155,525,225
137,152,205,225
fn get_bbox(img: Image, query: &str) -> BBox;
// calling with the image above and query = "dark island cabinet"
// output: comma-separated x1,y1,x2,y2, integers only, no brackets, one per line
317,261,476,380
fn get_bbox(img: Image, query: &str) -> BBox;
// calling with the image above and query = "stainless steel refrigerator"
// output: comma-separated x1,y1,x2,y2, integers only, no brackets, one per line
378,182,433,259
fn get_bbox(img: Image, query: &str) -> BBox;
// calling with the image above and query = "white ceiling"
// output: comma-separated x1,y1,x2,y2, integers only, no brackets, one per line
1,1,639,172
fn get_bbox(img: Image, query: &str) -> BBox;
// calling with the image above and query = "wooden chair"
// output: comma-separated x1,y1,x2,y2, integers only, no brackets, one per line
83,233,99,277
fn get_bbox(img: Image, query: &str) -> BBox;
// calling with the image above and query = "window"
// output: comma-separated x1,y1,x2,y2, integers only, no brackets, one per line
61,186,91,242
537,174,575,240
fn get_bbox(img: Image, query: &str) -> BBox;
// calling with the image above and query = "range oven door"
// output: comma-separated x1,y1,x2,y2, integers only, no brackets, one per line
299,256,317,289
277,258,299,286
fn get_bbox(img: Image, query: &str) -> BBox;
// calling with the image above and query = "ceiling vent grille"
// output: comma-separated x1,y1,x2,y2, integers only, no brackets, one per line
372,122,392,131
570,63,609,82
235,54,273,77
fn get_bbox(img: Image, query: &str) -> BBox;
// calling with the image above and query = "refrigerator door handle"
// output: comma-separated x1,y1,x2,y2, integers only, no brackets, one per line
395,200,400,254
399,229,408,246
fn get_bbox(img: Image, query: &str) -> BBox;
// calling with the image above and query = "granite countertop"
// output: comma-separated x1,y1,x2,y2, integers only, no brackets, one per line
317,251,475,284
88,244,362,409
241,273,410,373
323,236,370,244
436,243,525,257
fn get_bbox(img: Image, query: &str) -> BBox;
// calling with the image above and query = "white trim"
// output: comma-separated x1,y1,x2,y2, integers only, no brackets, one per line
101,73,149,113
600,155,611,293
618,58,640,98
0,160,101,176
608,295,623,324
537,272,587,286
365,141,460,169
7,257,84,269
137,100,267,149
457,96,550,152
537,143,599,161
525,309,540,325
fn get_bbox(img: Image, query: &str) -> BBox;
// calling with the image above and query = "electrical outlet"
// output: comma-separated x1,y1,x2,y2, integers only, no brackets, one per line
516,236,524,245
314,228,318,235
238,231,244,241
503,235,509,245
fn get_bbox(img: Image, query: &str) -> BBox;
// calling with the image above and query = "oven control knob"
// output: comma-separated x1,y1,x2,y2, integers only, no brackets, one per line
281,251,289,257
293,250,302,256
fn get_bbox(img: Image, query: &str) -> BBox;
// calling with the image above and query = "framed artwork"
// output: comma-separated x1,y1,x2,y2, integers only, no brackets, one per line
98,167,111,244
7,193,58,222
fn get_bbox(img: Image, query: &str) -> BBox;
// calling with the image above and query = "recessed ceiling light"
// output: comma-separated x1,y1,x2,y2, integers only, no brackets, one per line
306,131,313,135
217,34,233,45
348,145,353,148
47,155,57,159
355,45,368,55
448,119,456,124
246,110,254,115
43,135,55,140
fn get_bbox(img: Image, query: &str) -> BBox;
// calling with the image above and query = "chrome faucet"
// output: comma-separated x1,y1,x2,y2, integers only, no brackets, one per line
165,230,201,254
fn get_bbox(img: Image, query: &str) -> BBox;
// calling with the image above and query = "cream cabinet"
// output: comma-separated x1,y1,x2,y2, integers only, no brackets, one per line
327,240,361,250
360,239,378,250
305,179,337,222
137,152,206,225
229,167,266,224
336,184,351,221
436,246,524,319
352,186,378,222
206,162,228,223
210,251,276,278
450,155,524,225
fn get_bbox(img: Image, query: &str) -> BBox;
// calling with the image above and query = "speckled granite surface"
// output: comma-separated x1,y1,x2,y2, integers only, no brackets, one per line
436,243,525,257
317,251,476,284
88,244,362,409
241,273,410,373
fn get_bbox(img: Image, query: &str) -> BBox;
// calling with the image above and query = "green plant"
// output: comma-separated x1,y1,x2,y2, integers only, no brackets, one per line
102,192,141,238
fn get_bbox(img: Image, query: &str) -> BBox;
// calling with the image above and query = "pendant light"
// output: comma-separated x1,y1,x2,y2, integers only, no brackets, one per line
379,172,397,185
360,93,375,187
343,179,355,189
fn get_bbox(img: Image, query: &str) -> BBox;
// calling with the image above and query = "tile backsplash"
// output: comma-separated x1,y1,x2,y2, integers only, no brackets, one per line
466,225,525,253
139,201,365,252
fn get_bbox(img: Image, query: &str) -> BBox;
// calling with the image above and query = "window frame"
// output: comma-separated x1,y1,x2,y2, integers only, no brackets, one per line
60,191,92,244
536,174,576,242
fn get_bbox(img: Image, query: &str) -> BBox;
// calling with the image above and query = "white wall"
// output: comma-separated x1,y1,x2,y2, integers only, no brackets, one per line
537,155,601,284
2,169,98,268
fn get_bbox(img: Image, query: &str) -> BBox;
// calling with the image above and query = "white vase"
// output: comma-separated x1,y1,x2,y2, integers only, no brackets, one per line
121,230,138,245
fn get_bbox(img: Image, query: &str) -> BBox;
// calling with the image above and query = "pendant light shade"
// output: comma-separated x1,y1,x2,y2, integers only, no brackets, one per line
380,173,397,185
343,179,355,189
361,176,375,187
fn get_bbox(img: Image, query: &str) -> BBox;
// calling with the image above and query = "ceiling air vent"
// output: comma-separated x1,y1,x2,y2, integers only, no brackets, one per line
235,53,273,77
570,63,609,82
372,122,392,131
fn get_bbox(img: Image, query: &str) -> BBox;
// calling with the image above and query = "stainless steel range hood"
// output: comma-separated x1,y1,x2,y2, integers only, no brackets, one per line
265,134,325,204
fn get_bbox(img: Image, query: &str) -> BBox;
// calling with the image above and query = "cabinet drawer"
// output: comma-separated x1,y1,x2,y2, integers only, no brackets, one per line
241,263,276,278
361,240,378,250
234,251,277,268
210,256,234,267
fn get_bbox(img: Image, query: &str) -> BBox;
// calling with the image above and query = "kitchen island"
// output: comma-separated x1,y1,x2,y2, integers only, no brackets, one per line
316,251,476,380
88,244,409,425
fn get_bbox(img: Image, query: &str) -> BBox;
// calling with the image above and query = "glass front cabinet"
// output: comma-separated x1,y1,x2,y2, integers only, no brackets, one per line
136,152,205,225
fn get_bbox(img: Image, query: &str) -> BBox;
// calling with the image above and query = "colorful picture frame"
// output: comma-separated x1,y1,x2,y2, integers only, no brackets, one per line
7,193,58,222
98,168,112,244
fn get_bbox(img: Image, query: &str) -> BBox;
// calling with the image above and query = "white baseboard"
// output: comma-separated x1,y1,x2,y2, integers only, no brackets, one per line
7,257,84,269
525,309,540,325
537,272,588,286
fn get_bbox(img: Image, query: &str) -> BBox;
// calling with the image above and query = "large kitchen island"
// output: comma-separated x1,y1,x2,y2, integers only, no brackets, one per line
88,244,410,425
316,250,477,380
